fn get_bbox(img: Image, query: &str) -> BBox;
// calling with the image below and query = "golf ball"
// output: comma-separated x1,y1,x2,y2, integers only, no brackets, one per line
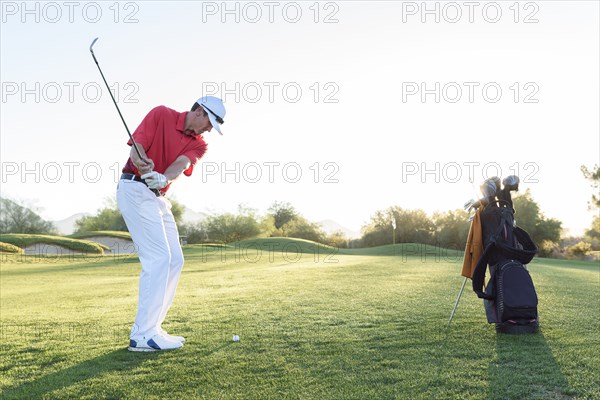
233,335,240,342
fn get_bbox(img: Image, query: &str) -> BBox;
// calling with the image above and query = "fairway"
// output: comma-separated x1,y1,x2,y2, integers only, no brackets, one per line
1,239,598,399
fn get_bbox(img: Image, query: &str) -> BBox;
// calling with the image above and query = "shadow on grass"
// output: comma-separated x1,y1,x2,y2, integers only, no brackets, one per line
488,330,573,400
1,348,148,399
1,343,230,399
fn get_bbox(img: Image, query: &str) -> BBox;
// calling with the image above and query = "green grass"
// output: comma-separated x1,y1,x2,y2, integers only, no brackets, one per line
67,231,132,240
0,234,107,254
0,239,598,399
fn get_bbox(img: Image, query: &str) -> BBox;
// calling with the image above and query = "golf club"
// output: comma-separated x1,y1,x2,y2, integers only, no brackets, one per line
497,175,520,208
480,176,501,203
464,176,502,213
502,175,520,191
89,37,143,160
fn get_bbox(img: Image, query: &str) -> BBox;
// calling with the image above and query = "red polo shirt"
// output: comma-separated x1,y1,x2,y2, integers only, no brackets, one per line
122,106,207,194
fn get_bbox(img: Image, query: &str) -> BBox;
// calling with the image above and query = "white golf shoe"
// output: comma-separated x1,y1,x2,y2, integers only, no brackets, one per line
160,328,186,343
128,333,183,352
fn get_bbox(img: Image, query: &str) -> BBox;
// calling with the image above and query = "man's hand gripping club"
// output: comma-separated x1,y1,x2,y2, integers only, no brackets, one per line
130,145,168,189
141,171,169,189
131,146,192,191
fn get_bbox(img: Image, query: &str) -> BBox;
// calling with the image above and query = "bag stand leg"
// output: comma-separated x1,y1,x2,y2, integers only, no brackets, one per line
448,277,468,325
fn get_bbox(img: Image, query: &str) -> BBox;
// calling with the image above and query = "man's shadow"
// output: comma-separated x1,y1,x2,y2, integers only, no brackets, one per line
1,343,230,399
487,329,573,399
1,348,150,399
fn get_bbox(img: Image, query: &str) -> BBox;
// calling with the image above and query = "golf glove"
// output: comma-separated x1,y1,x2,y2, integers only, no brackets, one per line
141,172,168,189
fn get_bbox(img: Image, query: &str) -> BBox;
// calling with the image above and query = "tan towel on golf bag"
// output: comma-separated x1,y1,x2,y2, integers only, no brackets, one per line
461,208,483,279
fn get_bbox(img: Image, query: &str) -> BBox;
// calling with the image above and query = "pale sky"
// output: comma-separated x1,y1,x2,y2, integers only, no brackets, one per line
1,1,598,236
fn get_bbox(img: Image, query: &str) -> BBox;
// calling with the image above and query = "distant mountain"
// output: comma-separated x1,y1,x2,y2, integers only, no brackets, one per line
318,219,361,239
182,207,211,224
51,213,91,235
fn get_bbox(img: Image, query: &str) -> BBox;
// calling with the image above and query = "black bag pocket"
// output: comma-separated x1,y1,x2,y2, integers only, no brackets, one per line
497,261,538,322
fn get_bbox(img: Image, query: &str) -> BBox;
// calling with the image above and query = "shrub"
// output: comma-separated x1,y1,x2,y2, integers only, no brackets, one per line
0,242,24,254
566,241,593,259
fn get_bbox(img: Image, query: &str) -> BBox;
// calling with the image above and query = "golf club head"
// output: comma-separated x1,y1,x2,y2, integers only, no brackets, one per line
464,198,486,212
89,37,99,53
502,175,520,191
464,199,476,211
480,176,501,201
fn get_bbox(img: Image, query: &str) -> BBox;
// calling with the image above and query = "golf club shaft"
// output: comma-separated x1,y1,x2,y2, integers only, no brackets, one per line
89,38,143,160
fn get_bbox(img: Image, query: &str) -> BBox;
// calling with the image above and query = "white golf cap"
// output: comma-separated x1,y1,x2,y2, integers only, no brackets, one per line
197,96,226,135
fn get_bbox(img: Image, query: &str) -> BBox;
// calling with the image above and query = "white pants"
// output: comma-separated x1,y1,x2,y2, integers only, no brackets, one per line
117,179,184,340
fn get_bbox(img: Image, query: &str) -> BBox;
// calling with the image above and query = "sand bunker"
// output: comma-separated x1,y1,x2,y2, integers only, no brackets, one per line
23,243,83,255
83,236,138,254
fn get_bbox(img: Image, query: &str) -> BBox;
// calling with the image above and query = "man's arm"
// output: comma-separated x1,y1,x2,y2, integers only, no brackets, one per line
141,155,191,189
163,155,192,182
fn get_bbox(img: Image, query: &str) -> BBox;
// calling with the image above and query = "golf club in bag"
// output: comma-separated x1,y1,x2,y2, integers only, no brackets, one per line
470,175,540,334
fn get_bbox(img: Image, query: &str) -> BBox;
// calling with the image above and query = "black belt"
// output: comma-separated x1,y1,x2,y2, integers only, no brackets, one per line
121,173,163,197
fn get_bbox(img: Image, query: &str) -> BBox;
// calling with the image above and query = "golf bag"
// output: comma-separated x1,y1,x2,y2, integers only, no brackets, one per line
471,190,539,334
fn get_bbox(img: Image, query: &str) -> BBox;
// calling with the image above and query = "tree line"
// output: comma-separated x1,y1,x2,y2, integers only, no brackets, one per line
2,165,598,260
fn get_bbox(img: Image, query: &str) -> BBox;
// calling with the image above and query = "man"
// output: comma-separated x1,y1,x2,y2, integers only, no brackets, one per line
117,96,226,352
